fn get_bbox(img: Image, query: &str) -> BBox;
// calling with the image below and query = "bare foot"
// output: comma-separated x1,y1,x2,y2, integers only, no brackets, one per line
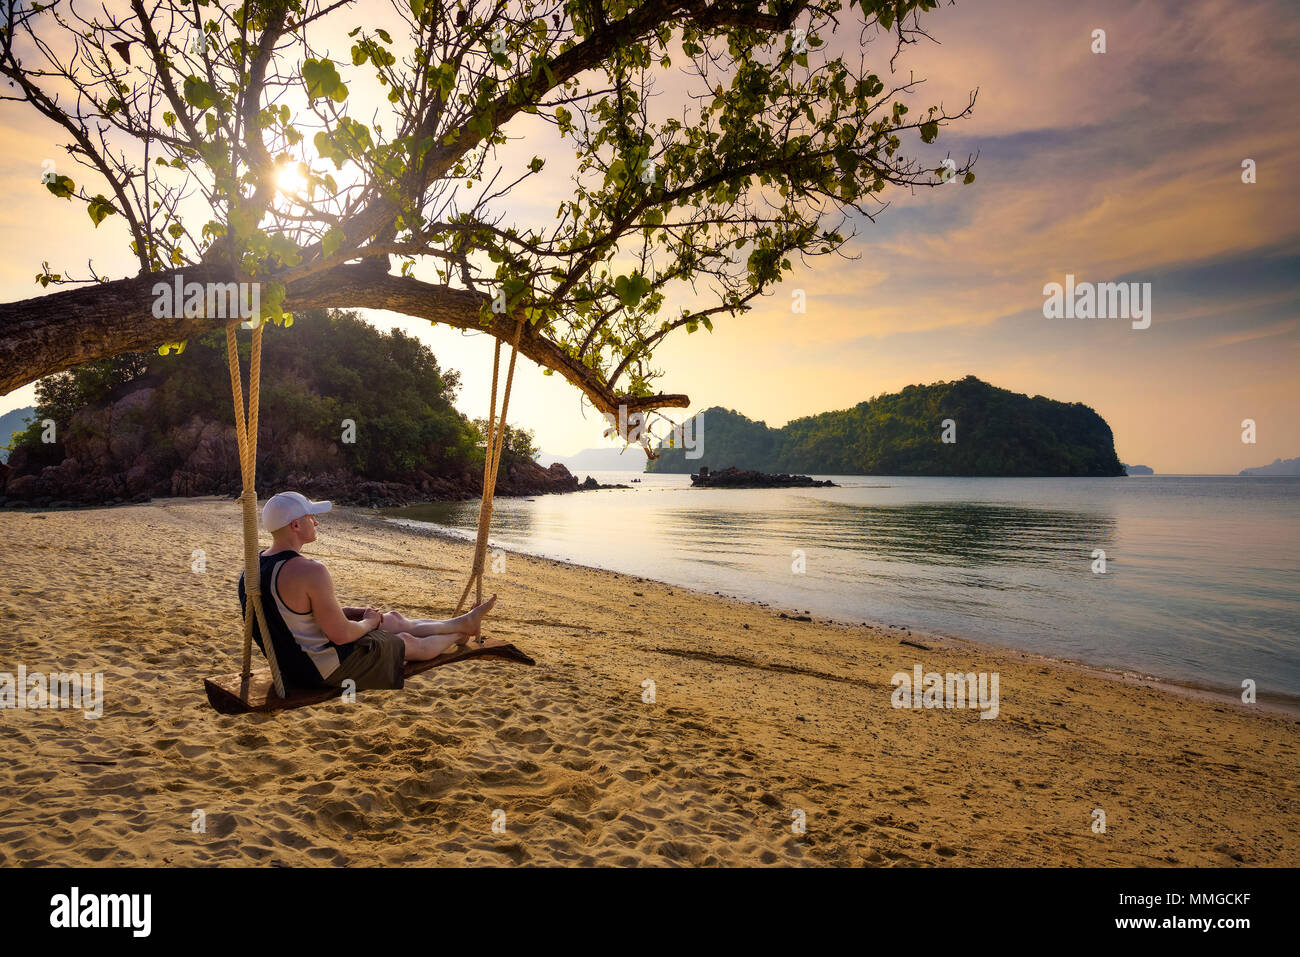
464,594,498,641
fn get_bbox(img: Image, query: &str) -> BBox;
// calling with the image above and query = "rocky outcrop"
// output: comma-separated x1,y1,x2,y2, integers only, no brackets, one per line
578,475,631,490
690,465,837,488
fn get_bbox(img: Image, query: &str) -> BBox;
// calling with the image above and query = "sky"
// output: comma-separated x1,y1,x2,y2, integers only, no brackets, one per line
1,0,1297,474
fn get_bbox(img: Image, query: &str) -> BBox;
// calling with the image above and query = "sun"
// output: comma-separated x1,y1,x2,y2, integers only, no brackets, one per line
275,164,307,193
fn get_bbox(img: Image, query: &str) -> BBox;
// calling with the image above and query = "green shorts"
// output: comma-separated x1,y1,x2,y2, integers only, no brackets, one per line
323,630,406,691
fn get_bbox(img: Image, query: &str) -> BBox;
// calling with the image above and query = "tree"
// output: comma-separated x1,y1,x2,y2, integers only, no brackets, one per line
0,0,975,442
32,350,152,426
471,417,540,464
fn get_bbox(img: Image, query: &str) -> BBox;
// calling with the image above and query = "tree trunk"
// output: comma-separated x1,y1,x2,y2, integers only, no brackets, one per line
0,263,688,415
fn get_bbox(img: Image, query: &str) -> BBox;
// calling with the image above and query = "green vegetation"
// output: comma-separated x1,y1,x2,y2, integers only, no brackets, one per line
646,376,1124,477
8,309,537,484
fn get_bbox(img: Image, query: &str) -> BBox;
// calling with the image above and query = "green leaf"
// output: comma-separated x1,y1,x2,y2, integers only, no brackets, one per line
410,0,424,20
614,272,651,307
321,226,346,258
963,171,975,184
260,280,287,324
500,277,528,310
302,58,346,102
182,75,218,110
919,120,939,143
228,204,260,241
44,174,75,199
87,194,118,226
834,148,859,177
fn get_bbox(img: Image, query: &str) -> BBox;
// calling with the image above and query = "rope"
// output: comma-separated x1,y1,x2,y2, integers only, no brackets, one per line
225,322,287,700
454,317,524,616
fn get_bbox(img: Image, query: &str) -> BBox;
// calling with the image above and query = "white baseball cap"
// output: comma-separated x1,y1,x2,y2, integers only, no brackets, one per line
262,491,332,532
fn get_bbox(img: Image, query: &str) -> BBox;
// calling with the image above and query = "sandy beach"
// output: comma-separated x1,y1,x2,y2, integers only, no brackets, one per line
0,496,1295,867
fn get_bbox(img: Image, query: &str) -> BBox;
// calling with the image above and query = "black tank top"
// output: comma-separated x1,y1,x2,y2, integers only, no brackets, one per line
237,550,354,689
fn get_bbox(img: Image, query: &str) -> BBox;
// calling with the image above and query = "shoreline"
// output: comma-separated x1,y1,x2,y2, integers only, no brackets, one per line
372,507,1300,719
1,496,1296,866
5,491,1295,715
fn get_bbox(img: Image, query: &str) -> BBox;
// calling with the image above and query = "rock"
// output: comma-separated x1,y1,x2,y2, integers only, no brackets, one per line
489,460,580,497
691,465,836,488
577,474,631,491
5,474,39,499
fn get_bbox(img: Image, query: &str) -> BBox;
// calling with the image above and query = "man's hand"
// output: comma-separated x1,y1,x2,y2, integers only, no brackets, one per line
363,608,382,630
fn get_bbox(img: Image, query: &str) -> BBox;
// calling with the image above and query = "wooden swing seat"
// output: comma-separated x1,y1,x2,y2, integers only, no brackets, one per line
204,634,536,715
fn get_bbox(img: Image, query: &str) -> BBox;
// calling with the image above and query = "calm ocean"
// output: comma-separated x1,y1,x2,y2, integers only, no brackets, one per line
384,474,1300,699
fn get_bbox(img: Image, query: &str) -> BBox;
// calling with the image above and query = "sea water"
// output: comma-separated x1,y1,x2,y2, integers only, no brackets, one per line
384,474,1300,699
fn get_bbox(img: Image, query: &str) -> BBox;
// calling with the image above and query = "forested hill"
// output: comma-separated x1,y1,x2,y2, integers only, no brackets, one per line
646,376,1125,477
0,309,573,507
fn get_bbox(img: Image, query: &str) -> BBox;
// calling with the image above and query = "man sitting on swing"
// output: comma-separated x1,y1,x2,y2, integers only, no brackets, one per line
237,491,498,691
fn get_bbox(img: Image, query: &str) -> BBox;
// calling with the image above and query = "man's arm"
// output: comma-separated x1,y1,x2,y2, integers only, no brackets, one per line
302,563,379,645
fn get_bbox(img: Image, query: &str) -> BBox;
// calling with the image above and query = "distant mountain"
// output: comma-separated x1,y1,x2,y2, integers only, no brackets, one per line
0,405,36,464
646,376,1125,477
537,447,648,471
1122,463,1154,475
1240,457,1300,477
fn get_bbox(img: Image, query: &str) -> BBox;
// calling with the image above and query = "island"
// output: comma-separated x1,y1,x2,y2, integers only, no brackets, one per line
647,376,1125,477
1240,457,1300,477
691,466,837,488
